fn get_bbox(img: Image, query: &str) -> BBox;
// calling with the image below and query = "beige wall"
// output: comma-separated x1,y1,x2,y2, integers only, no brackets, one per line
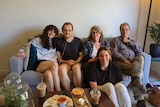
0,0,157,73
143,0,160,53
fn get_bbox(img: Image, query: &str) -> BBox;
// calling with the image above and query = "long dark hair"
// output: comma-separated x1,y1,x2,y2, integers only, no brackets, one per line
40,25,59,49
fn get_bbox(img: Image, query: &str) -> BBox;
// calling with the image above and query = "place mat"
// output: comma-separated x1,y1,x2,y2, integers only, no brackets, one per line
71,91,92,107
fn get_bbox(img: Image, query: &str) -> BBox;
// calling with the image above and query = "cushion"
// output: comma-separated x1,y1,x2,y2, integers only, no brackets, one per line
21,70,44,85
27,44,37,70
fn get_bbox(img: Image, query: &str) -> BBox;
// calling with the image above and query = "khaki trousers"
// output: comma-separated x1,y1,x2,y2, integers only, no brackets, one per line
114,54,144,80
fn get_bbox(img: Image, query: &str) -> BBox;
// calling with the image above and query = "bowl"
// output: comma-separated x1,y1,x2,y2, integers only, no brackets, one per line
72,87,84,97
57,97,67,107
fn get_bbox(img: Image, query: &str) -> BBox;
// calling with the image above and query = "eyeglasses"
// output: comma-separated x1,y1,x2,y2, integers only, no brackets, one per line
91,32,100,34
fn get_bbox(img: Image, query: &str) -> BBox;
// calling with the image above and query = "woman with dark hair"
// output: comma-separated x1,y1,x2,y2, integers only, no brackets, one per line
16,25,61,92
88,46,131,107
40,25,59,50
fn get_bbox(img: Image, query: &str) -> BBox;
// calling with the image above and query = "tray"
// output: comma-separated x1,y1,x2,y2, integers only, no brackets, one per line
71,91,92,107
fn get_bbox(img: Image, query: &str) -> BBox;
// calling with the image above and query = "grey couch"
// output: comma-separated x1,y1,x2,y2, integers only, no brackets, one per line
9,38,151,91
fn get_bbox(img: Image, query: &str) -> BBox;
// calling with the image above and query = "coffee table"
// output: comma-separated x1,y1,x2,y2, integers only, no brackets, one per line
33,88,115,107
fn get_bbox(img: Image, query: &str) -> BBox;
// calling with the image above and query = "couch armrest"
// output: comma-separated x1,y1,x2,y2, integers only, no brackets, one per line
140,52,151,84
9,55,24,74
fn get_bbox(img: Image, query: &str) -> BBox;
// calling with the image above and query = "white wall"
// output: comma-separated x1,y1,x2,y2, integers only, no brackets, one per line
143,0,160,53
0,0,152,73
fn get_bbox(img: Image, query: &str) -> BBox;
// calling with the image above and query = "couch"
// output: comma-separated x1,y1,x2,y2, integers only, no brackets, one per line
9,38,151,91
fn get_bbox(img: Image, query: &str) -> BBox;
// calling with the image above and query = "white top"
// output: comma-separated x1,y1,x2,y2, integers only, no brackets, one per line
31,37,57,62
90,45,98,58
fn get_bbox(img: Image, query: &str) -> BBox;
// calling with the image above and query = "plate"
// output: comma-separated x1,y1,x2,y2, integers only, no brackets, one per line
43,94,73,107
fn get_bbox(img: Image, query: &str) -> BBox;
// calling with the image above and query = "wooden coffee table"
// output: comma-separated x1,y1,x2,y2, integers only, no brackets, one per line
33,88,115,107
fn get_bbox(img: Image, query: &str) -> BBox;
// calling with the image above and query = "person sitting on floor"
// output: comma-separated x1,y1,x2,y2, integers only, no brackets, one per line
88,46,131,107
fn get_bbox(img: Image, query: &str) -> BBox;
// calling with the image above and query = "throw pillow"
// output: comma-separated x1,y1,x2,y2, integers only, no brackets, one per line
27,44,37,70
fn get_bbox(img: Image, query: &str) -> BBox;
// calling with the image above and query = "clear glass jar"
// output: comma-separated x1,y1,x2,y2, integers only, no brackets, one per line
3,73,35,107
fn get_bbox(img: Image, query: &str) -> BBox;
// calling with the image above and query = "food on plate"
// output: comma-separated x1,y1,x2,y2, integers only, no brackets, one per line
72,87,84,97
77,98,85,105
52,94,59,100
66,98,73,107
43,94,73,107
47,98,55,104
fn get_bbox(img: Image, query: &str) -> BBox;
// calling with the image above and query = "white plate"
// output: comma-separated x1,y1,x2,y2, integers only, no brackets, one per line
43,94,73,107
43,97,58,107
